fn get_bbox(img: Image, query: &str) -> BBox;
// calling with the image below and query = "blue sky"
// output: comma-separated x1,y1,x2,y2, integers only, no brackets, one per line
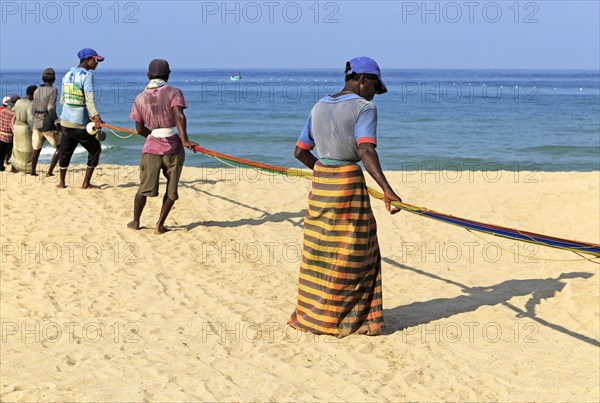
1,0,599,70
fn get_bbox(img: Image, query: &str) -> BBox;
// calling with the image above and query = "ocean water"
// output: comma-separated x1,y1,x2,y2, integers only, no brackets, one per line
1,69,599,171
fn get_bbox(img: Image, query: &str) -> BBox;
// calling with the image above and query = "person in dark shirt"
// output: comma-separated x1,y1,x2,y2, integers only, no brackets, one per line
32,68,61,176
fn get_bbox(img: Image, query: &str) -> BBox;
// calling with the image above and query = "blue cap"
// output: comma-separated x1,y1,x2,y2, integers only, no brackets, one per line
77,48,105,62
348,56,387,94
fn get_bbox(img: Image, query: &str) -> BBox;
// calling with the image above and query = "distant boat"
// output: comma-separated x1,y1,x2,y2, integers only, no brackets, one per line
230,72,242,81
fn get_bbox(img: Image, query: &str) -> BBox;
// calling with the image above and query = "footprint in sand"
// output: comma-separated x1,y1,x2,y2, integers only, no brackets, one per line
404,369,424,386
358,344,374,354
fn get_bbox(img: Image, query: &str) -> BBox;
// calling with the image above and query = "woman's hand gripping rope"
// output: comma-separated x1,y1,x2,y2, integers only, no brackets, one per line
384,188,402,215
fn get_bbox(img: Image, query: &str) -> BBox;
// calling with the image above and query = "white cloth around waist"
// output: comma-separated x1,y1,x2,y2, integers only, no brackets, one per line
150,127,177,138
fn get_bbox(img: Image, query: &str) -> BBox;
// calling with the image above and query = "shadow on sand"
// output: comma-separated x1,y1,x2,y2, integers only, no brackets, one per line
382,257,598,347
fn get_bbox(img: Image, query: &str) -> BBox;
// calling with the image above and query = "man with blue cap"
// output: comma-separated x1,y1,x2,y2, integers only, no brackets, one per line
288,56,401,338
57,48,105,189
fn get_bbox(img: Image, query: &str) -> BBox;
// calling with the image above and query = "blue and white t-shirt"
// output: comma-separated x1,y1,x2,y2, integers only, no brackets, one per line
296,93,377,163
60,67,96,126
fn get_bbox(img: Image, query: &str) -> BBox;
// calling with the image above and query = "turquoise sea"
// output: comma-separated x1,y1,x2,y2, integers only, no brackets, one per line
1,69,598,171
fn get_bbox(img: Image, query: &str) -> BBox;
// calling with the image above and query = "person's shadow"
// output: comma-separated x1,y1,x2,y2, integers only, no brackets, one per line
176,184,306,230
382,257,598,347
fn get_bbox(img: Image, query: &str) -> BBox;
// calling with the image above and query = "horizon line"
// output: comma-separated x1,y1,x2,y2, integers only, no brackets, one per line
2,67,599,72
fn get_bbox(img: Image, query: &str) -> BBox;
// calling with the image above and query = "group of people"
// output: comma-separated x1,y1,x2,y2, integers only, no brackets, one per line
0,71,61,176
1,48,198,233
0,49,112,185
3,49,401,337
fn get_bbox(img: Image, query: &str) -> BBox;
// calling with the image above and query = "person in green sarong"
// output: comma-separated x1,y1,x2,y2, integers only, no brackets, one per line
11,85,37,173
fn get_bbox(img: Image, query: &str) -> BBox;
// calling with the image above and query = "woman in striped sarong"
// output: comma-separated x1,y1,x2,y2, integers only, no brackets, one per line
288,57,402,337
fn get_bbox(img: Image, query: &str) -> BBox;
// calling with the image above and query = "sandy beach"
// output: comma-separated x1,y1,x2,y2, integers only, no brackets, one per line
1,164,598,402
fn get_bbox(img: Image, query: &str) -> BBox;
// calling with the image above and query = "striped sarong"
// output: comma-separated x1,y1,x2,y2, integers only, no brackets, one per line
11,122,32,173
288,162,383,337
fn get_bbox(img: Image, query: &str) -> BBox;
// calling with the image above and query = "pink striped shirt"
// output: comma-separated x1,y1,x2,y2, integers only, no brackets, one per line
130,85,187,155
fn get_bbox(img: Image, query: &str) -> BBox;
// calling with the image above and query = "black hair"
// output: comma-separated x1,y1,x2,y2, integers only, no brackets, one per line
344,61,357,81
42,77,55,84
344,61,380,83
149,74,169,81
26,85,38,97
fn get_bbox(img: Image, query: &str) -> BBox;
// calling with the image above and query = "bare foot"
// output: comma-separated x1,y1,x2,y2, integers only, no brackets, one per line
56,183,67,189
46,172,55,177
82,183,101,189
154,225,171,235
127,221,140,230
30,172,38,176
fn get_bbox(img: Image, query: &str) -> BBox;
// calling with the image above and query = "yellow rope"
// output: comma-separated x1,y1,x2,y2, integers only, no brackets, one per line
108,129,135,139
